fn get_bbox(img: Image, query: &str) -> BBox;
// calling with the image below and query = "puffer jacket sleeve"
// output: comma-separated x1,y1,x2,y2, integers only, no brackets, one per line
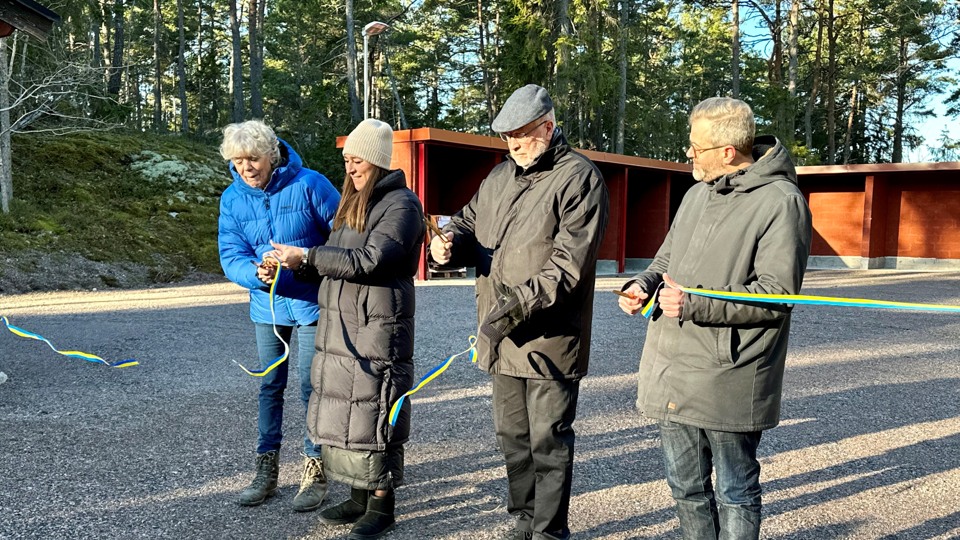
307,172,341,238
513,167,609,317
683,192,812,325
307,197,424,280
218,197,267,291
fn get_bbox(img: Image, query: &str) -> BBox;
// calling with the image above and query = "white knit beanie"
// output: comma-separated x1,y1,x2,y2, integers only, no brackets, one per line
342,119,394,170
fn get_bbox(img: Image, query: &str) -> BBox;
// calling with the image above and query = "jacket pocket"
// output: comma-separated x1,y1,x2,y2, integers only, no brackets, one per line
356,284,369,327
717,326,733,364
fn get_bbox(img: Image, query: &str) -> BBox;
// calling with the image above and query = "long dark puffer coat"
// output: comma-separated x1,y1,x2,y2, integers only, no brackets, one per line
303,170,424,485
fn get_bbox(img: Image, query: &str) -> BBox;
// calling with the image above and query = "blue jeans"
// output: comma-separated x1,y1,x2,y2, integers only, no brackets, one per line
658,420,763,540
254,322,321,458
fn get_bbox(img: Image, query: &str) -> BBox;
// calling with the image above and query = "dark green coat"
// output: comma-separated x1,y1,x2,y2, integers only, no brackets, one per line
629,136,812,432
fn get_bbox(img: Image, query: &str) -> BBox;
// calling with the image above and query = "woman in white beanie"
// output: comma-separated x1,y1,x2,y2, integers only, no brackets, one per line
268,118,424,540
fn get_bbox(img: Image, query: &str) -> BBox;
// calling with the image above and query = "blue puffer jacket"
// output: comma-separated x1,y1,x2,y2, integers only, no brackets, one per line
218,139,341,325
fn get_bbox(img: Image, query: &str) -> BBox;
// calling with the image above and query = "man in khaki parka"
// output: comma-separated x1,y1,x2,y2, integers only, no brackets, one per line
619,97,812,540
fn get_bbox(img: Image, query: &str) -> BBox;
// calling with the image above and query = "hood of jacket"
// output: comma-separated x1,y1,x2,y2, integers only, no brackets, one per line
712,135,797,194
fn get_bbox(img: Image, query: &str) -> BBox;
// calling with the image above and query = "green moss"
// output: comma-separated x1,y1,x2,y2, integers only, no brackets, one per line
0,131,229,277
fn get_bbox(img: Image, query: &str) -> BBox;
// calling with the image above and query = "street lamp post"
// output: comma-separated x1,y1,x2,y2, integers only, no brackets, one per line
362,21,389,120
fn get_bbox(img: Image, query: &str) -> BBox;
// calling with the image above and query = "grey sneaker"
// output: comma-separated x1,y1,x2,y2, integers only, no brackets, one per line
291,456,327,512
238,450,279,506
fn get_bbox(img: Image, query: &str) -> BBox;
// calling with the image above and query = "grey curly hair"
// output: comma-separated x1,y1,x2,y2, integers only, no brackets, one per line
219,120,281,166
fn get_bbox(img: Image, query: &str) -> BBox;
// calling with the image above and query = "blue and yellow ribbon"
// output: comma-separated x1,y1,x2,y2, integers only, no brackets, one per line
640,284,960,318
1,315,138,368
234,262,290,377
389,336,478,426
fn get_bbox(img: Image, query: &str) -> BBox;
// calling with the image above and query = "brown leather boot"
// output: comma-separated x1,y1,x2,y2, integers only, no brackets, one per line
238,450,279,506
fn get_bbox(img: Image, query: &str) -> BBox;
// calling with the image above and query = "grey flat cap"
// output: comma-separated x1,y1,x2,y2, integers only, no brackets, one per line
491,84,554,133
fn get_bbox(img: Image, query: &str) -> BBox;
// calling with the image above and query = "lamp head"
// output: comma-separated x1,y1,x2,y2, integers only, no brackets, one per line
363,21,389,36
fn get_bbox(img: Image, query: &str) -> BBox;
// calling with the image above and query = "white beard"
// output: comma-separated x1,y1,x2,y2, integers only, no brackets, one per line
512,139,548,169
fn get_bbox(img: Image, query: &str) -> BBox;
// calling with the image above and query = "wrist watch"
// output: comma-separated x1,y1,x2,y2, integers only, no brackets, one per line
300,247,309,267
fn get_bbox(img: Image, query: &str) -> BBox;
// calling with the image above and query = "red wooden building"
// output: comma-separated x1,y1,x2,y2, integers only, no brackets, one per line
338,128,960,280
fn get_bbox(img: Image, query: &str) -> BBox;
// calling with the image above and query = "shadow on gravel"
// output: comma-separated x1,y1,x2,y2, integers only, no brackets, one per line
877,511,960,539
766,520,865,540
2,275,958,539
575,507,677,539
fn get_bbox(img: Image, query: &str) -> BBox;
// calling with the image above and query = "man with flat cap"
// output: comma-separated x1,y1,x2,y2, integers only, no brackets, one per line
431,84,609,540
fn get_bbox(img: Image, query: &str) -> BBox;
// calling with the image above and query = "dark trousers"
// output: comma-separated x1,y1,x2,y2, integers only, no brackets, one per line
492,374,580,540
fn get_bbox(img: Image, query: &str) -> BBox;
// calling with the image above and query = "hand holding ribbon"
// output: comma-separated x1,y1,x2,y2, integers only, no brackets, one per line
658,274,685,318
234,262,290,377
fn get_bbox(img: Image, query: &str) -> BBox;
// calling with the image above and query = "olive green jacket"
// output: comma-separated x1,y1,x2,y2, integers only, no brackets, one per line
628,136,812,431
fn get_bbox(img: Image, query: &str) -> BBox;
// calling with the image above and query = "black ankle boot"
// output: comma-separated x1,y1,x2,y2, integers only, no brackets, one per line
348,491,395,540
319,488,369,525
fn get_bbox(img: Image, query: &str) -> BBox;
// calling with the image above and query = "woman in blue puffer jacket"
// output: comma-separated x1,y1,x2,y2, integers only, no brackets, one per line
217,120,340,511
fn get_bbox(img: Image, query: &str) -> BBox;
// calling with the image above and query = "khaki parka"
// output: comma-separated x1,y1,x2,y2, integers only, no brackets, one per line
628,136,812,432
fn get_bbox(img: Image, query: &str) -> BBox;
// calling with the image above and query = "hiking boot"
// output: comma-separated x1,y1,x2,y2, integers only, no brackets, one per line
238,450,279,506
291,456,327,512
319,488,369,525
348,491,395,540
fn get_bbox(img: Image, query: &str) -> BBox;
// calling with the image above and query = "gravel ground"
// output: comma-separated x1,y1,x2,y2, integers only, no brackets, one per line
0,270,958,539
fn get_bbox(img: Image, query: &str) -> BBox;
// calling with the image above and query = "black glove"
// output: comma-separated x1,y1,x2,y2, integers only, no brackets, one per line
479,284,524,348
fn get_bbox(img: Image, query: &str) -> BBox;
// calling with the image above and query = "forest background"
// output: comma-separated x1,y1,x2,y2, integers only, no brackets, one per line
0,0,957,291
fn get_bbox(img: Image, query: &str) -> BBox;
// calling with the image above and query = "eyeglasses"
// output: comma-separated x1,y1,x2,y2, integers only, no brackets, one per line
687,142,729,158
499,120,549,142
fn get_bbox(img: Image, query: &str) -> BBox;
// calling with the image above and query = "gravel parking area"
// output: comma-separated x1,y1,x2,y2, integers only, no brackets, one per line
1,270,958,539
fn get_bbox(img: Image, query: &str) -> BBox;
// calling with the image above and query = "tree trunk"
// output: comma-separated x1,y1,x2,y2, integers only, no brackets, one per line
153,0,163,131
107,0,124,96
787,0,798,143
804,2,823,149
229,0,244,123
382,46,407,129
0,38,12,213
842,83,858,163
130,66,142,130
772,0,785,137
248,0,263,119
893,35,907,163
826,0,836,164
177,0,188,133
615,0,628,154
91,7,102,70
345,0,362,124
100,0,111,72
493,5,501,113
195,0,203,132
477,0,494,128
732,0,740,98
556,0,572,125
